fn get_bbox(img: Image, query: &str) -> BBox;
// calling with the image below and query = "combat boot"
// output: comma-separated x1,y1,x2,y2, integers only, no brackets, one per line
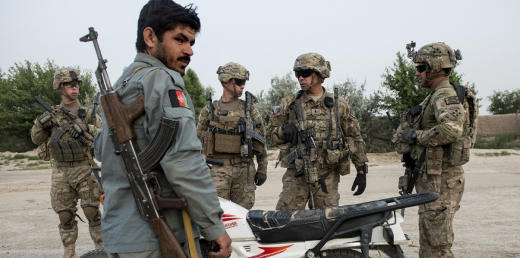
89,224,104,249
63,243,78,258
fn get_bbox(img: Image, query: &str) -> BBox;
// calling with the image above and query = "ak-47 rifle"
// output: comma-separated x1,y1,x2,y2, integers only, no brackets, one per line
32,96,93,145
80,27,187,258
238,91,266,182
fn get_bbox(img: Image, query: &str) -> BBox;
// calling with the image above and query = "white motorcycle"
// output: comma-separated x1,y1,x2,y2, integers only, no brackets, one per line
199,192,437,258
81,192,436,258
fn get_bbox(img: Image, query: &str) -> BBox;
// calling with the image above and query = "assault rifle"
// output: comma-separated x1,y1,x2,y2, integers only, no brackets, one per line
285,93,317,209
238,91,266,182
80,27,187,258
387,111,424,196
32,96,93,145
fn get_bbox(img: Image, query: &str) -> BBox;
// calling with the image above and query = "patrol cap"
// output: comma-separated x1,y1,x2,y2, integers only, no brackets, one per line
53,68,82,90
293,52,331,79
216,62,250,82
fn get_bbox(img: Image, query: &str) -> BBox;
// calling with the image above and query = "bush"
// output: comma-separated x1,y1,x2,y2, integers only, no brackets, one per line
474,132,520,149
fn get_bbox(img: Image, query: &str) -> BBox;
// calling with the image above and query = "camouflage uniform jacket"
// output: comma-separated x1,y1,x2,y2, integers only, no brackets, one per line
269,88,368,170
94,53,225,253
197,98,267,175
31,101,100,162
410,79,466,174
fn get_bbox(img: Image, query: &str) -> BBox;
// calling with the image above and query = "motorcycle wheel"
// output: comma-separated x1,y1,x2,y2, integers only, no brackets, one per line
79,248,108,258
320,248,364,258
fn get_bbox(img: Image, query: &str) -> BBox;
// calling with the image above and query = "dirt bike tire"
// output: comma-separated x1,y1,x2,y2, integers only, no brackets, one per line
79,248,108,258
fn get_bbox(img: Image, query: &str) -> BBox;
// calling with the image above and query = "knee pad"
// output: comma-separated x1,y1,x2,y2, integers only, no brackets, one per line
83,205,101,226
58,210,76,230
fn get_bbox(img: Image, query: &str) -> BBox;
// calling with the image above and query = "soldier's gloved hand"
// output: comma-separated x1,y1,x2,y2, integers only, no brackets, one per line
37,113,53,129
351,164,367,196
282,123,298,145
398,127,417,144
254,172,267,186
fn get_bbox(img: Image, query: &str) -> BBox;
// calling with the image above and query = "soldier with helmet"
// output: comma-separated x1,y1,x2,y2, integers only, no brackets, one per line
197,62,268,209
269,53,369,210
394,42,469,257
31,68,103,258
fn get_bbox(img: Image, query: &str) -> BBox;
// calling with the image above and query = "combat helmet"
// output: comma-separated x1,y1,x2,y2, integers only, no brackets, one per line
217,62,250,82
53,68,82,90
406,41,462,73
293,53,331,79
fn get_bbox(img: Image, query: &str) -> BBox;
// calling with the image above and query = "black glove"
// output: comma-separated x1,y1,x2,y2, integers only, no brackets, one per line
282,123,298,145
351,164,367,196
254,173,267,186
398,127,417,144
37,113,53,129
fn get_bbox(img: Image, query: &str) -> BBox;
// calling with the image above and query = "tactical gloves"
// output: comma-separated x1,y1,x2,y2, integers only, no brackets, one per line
398,127,417,144
282,123,298,145
254,172,267,186
38,113,53,129
351,164,367,196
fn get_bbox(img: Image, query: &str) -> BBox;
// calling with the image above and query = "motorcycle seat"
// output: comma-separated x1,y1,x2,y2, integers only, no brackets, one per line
247,200,391,243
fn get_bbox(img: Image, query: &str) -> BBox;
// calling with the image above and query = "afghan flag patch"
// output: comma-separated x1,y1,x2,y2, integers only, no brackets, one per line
168,90,189,108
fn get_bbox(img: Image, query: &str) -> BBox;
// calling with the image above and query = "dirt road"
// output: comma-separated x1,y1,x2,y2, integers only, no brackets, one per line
1,149,519,257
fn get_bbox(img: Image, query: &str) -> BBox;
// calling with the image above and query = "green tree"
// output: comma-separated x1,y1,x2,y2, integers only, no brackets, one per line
378,52,466,117
256,73,299,122
0,60,96,152
488,89,520,114
183,68,212,120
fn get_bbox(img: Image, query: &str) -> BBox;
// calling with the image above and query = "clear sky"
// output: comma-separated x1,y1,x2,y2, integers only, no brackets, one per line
1,0,519,114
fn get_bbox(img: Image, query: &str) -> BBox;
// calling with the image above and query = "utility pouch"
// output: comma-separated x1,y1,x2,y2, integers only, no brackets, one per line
447,136,471,166
338,154,351,176
37,143,50,161
325,149,341,164
203,131,215,156
214,133,241,153
426,146,444,175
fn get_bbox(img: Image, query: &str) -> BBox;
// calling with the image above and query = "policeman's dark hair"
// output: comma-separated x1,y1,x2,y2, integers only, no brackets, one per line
136,0,201,52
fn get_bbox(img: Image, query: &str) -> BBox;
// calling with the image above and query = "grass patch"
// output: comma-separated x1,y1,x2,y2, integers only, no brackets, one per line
27,155,39,160
474,151,517,157
474,132,520,149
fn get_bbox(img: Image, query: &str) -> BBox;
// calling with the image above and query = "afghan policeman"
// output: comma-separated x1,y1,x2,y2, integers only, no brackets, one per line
394,42,471,258
93,1,231,257
269,53,369,210
31,68,103,258
197,62,268,209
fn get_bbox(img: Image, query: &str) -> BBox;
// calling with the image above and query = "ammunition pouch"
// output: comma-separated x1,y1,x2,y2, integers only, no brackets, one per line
325,149,350,175
209,116,243,154
447,136,471,166
294,159,319,183
426,146,443,175
202,131,215,156
49,129,86,162
214,133,241,154
37,143,50,161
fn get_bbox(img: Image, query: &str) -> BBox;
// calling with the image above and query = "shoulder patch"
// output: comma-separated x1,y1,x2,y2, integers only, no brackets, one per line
168,90,189,108
444,96,460,105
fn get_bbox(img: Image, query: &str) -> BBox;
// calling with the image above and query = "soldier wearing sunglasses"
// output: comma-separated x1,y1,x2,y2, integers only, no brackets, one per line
269,53,369,210
197,62,268,209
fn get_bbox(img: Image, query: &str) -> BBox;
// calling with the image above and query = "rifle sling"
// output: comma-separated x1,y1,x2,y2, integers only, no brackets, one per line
137,117,180,172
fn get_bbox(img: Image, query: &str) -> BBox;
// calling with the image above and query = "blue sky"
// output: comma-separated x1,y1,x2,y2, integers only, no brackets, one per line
1,0,519,114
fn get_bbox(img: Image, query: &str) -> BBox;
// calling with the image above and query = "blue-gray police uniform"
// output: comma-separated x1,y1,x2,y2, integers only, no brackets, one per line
94,53,225,255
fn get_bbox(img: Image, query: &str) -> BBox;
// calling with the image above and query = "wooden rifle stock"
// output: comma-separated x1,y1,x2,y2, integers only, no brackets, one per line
150,218,187,258
101,92,145,143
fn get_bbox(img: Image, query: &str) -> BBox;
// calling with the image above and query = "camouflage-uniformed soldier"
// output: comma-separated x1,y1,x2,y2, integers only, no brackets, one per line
394,42,467,257
269,53,369,210
197,62,268,209
30,68,103,258
94,1,231,257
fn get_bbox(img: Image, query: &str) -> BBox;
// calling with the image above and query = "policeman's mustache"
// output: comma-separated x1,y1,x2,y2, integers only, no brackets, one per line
178,56,191,63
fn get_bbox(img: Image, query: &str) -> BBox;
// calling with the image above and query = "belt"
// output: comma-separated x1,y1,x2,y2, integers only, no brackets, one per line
53,160,90,167
210,156,245,166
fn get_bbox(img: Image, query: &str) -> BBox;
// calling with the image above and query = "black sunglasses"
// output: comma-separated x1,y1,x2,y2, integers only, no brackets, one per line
416,65,427,73
295,69,314,78
62,81,82,88
233,79,246,86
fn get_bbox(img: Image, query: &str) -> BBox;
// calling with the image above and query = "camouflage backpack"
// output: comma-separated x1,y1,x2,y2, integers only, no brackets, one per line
448,82,478,166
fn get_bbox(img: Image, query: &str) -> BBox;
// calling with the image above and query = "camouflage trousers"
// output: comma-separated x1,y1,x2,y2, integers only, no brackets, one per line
50,160,103,252
276,167,340,210
415,166,465,258
210,161,256,209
